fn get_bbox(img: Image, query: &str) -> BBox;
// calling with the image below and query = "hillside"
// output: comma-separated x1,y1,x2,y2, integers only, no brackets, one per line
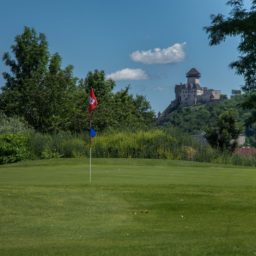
157,96,248,134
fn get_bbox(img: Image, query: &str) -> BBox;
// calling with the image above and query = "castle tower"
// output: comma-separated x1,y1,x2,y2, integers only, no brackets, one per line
186,68,201,85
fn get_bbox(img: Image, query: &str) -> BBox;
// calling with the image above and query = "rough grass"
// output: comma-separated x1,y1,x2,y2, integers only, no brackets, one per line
1,158,256,256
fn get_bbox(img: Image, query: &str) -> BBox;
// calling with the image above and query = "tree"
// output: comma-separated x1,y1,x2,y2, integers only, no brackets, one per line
205,0,256,91
79,70,116,132
41,54,77,132
240,92,256,144
133,95,155,127
112,87,155,130
78,71,155,132
1,27,49,128
1,28,155,133
205,110,242,151
0,27,77,132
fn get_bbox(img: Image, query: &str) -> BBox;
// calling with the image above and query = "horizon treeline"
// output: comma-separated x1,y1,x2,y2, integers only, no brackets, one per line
0,27,155,133
1,26,256,165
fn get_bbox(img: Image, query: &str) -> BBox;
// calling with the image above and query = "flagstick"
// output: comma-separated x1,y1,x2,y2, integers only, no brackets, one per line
89,112,91,184
89,145,92,184
89,111,93,184
88,87,97,185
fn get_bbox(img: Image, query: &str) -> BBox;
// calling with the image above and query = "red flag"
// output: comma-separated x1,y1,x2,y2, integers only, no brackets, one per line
88,87,98,112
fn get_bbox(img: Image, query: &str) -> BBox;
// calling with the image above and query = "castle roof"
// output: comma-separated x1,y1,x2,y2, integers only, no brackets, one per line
186,68,201,78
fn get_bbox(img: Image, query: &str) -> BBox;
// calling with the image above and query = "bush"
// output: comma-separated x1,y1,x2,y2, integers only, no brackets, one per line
62,138,86,157
3,127,256,167
28,132,86,159
92,129,198,160
230,154,256,166
28,133,61,159
0,113,32,134
0,133,29,164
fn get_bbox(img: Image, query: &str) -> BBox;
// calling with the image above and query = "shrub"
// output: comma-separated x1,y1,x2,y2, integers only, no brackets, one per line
0,113,32,134
3,127,256,167
0,133,29,164
93,129,193,160
28,133,61,159
28,132,86,159
62,138,86,158
182,146,197,160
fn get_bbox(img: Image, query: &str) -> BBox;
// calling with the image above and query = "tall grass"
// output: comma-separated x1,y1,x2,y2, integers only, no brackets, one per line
1,126,256,166
27,128,212,161
93,130,177,159
28,132,86,159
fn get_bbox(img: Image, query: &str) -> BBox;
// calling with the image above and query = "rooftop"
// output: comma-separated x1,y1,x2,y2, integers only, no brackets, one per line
186,68,201,78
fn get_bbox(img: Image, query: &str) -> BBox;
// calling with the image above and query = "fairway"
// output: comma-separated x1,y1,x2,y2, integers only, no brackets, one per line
1,158,256,256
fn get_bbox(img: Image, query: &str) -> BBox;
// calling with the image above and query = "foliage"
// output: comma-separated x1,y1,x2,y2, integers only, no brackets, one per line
93,130,177,159
182,146,197,160
0,113,32,134
1,27,49,129
0,27,155,133
28,132,86,159
78,72,155,132
205,110,242,151
0,133,29,164
111,87,155,131
205,0,256,92
38,54,78,132
88,128,214,161
28,133,58,159
1,128,256,166
0,27,78,132
158,96,247,134
25,128,215,163
205,0,256,147
61,138,86,158
240,92,256,143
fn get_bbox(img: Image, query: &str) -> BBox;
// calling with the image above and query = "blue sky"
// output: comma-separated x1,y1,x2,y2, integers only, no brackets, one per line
0,0,250,113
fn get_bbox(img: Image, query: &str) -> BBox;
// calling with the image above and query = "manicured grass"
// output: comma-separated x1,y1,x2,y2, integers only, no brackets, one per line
1,158,256,255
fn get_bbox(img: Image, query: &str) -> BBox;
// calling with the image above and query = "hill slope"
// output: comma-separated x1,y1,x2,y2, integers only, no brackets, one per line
157,96,248,134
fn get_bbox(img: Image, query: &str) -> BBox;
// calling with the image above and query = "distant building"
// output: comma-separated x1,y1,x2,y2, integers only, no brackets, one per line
173,68,221,106
157,68,225,125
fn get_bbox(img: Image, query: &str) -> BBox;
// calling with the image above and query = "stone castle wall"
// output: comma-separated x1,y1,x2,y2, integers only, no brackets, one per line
174,68,221,106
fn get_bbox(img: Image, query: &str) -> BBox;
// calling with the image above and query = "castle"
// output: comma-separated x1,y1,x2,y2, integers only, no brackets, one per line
173,68,221,106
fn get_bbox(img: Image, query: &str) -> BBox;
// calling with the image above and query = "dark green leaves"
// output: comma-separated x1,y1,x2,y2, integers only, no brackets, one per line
205,0,256,92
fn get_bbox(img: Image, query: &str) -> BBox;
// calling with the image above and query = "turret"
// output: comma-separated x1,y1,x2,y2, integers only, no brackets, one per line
186,68,201,85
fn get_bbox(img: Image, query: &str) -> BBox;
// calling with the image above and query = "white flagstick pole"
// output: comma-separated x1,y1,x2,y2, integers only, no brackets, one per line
89,146,92,184
89,111,92,185
88,87,97,185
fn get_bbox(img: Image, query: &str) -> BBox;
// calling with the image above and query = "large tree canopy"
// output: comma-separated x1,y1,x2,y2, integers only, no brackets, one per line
205,0,256,92
79,71,155,132
1,27,49,127
0,27,155,133
0,27,77,132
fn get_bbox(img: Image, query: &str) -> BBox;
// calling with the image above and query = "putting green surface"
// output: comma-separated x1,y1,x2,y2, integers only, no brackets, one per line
1,158,256,255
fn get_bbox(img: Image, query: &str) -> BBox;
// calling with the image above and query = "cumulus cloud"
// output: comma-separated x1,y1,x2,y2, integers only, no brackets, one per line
106,68,148,81
130,42,186,64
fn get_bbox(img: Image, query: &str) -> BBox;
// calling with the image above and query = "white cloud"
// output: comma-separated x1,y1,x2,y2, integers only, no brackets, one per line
106,68,148,81
130,42,186,64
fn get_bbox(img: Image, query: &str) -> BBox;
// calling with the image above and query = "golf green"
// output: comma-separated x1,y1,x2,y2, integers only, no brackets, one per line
1,158,256,255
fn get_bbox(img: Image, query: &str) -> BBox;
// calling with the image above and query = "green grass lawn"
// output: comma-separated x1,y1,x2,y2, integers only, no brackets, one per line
1,158,256,256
